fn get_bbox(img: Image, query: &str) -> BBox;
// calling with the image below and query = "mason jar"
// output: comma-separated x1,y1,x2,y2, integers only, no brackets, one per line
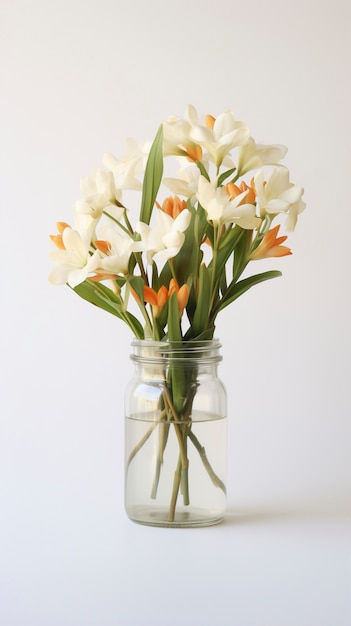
124,339,227,527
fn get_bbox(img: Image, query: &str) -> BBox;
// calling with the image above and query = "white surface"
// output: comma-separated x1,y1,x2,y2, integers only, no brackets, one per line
1,0,350,624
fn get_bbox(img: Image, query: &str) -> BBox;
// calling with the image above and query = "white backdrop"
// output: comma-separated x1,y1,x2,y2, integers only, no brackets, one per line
1,0,350,624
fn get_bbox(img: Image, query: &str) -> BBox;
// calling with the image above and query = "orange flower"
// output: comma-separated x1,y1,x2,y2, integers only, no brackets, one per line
226,180,256,205
250,225,292,260
157,196,188,219
131,280,189,318
168,279,189,314
143,285,169,317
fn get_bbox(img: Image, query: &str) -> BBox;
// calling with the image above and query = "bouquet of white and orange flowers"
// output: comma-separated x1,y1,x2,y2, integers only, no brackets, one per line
49,105,305,343
49,105,305,525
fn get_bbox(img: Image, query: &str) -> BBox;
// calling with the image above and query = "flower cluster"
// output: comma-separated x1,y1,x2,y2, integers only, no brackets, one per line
49,105,305,342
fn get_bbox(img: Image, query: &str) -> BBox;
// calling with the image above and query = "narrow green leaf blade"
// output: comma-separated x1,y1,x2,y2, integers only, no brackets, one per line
217,167,236,186
167,291,182,342
217,270,282,313
192,264,211,336
139,125,164,225
72,280,144,338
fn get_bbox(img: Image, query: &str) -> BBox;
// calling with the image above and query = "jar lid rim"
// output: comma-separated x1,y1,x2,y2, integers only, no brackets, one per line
130,338,222,362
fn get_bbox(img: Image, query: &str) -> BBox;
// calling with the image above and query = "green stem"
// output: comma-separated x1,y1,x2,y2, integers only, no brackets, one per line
126,408,167,468
162,385,190,506
188,429,226,494
150,421,170,499
168,455,182,522
103,210,131,236
134,298,154,338
208,224,223,316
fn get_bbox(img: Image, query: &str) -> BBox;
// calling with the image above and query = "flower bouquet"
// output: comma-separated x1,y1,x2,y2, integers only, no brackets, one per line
49,105,305,525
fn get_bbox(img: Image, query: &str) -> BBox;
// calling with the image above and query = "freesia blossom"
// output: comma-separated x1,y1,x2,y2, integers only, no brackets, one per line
136,208,191,267
162,105,203,161
80,167,122,206
254,168,305,230
74,167,124,236
168,278,189,315
237,138,288,175
249,225,292,260
103,138,151,191
163,163,200,202
142,285,169,317
196,176,261,229
48,227,101,287
190,110,250,168
94,226,141,276
140,279,189,318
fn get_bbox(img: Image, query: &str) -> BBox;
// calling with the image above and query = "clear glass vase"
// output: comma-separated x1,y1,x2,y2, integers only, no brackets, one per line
124,339,227,527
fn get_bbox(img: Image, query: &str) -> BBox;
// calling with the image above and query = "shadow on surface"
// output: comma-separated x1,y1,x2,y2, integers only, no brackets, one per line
223,496,351,526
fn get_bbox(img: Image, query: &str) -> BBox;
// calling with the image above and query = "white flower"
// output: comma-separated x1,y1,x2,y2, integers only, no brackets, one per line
48,227,101,288
80,167,122,205
254,168,306,230
196,176,261,229
163,163,200,201
162,104,200,158
103,138,151,191
74,167,124,236
95,226,142,276
136,209,191,267
237,138,288,175
190,110,250,168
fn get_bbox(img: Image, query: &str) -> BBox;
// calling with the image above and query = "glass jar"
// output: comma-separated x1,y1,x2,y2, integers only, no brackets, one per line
124,339,227,527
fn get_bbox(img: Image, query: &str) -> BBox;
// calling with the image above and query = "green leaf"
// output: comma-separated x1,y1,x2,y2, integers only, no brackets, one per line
195,160,210,181
169,201,207,285
191,264,211,337
167,291,182,342
184,326,215,342
216,270,282,313
128,276,145,302
72,280,121,312
217,167,236,186
208,225,245,286
232,228,253,282
151,261,159,292
139,125,164,225
71,280,144,338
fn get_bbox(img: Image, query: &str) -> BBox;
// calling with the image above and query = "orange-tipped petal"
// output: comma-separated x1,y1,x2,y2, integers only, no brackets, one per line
177,284,189,313
159,196,187,219
50,234,65,250
159,197,173,217
143,286,158,307
168,278,179,296
157,285,169,308
172,197,187,218
205,114,216,129
266,246,292,258
250,224,292,260
226,181,256,204
239,181,256,204
56,221,70,234
226,182,241,200
185,144,202,162
94,240,111,255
